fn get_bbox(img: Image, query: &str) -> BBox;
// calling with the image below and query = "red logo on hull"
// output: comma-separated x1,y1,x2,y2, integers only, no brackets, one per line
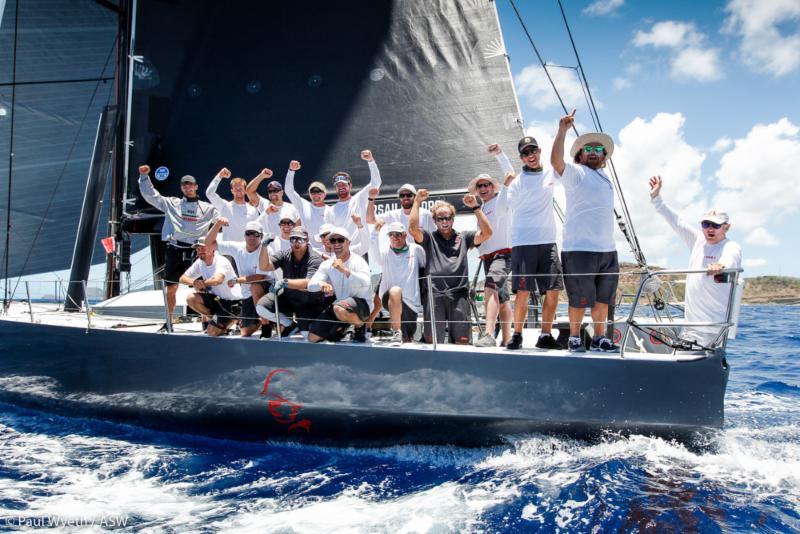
261,369,312,434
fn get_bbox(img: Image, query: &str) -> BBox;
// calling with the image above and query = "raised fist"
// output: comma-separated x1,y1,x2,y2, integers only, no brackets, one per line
487,143,501,155
289,161,301,172
463,193,478,208
332,258,346,272
138,165,150,175
217,216,230,227
266,204,280,214
368,187,380,197
218,167,232,179
504,171,516,186
374,219,385,232
259,168,273,179
416,189,429,202
360,149,373,162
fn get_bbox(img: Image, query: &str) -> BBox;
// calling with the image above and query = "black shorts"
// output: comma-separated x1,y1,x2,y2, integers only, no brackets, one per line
336,297,371,322
381,292,419,341
307,297,369,342
482,253,511,304
511,243,564,294
423,290,472,345
198,292,241,325
561,250,619,308
240,296,260,328
164,243,195,286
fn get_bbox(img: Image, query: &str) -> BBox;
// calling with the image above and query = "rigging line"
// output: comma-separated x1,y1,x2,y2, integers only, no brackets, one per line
3,0,20,311
555,0,647,266
9,35,118,301
0,77,115,88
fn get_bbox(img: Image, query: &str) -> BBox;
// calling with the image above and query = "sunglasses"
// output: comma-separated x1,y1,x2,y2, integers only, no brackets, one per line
279,220,295,226
309,188,324,194
388,232,405,238
476,182,492,189
701,221,723,229
267,189,282,194
244,231,262,237
328,237,346,244
290,237,307,243
398,193,414,199
520,148,540,157
435,216,453,222
583,145,605,154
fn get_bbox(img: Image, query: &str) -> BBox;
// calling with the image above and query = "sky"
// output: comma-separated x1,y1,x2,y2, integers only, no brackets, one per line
495,0,800,276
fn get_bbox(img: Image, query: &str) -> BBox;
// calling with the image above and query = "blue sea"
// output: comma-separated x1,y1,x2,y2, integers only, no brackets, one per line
1,305,798,532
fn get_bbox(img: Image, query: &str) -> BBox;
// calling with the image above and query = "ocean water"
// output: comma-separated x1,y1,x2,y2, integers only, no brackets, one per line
1,306,798,533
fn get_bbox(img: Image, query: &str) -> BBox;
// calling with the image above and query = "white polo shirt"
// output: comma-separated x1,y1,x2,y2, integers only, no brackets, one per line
183,252,242,301
555,162,616,252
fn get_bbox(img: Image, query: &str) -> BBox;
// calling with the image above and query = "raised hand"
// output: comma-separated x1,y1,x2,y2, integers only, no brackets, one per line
558,109,576,132
504,171,516,186
258,168,273,179
416,189,429,202
351,213,363,228
463,193,479,209
487,143,501,155
368,187,380,197
289,161,301,172
360,149,373,162
374,219,385,232
649,176,663,199
267,204,280,214
217,216,230,227
332,258,346,272
138,164,150,175
218,167,232,179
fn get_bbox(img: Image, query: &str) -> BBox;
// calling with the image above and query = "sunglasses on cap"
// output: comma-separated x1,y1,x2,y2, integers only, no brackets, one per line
701,220,724,229
583,145,605,154
520,148,540,156
328,237,346,244
435,216,453,222
244,230,262,237
289,237,307,243
398,192,414,199
279,220,295,226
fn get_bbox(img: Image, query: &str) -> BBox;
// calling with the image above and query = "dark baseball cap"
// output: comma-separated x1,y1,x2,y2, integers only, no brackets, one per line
518,136,539,153
266,180,283,191
180,175,197,184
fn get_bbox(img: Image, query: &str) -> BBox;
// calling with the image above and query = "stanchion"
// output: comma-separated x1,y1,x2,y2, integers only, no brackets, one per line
25,281,33,323
426,275,437,350
82,280,92,332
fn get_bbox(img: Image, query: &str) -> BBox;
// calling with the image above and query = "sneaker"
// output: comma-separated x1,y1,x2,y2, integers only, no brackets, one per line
388,329,403,346
568,336,586,353
353,325,367,343
590,336,619,353
535,333,562,350
475,333,497,348
260,324,273,339
506,332,524,350
281,322,298,338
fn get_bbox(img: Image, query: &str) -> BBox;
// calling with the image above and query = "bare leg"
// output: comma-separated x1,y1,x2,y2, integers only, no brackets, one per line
498,301,512,344
590,302,609,338
387,287,403,330
512,290,530,333
186,293,211,316
484,286,500,338
333,304,363,327
166,284,179,321
541,289,559,335
365,294,382,329
568,306,585,337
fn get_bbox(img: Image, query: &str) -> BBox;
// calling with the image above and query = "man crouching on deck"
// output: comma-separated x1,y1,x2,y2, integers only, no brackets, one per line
306,227,374,343
179,237,243,336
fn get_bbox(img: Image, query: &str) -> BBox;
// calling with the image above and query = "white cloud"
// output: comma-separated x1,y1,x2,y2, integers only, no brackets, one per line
723,0,800,77
743,257,768,268
582,0,624,17
515,65,601,111
612,77,632,90
710,137,733,152
744,227,779,246
633,21,703,48
670,47,724,81
713,118,800,231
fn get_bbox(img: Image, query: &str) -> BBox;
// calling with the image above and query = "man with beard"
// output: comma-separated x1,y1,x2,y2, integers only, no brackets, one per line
324,149,381,256
649,176,742,346
256,226,326,337
489,138,564,351
306,227,374,343
138,164,217,329
551,110,619,353
179,238,242,337
247,171,300,236
366,184,434,245
467,172,513,348
205,167,259,242
409,190,492,345
205,218,269,337
284,159,329,253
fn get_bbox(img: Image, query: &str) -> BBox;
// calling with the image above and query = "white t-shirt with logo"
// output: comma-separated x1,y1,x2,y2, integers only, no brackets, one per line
554,162,616,252
284,169,329,252
496,152,558,247
377,243,426,312
324,160,382,252
216,240,267,298
379,207,435,245
183,252,243,301
205,177,259,242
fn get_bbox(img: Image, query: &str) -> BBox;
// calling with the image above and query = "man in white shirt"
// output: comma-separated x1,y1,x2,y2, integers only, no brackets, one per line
366,183,435,244
490,139,564,351
324,149,382,256
552,110,620,353
467,173,513,348
649,176,743,346
205,167,259,242
205,219,269,337
284,159,329,252
247,173,301,236
373,222,426,345
306,227,374,343
179,238,243,337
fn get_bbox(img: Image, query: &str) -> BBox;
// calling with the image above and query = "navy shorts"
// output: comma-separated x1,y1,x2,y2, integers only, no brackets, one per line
308,297,370,341
561,250,619,308
511,243,564,294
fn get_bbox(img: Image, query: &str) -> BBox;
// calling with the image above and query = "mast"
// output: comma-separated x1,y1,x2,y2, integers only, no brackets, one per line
2,0,20,311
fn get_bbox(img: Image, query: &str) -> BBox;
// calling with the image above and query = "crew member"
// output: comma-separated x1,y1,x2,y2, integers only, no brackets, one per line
324,150,382,255
306,227,374,343
366,184,434,244
649,175,742,346
284,160,330,253
408,189,492,345
256,226,326,336
247,170,300,236
138,164,217,329
179,238,242,337
205,218,269,337
490,139,564,351
205,167,259,242
551,110,619,353
468,173,512,348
